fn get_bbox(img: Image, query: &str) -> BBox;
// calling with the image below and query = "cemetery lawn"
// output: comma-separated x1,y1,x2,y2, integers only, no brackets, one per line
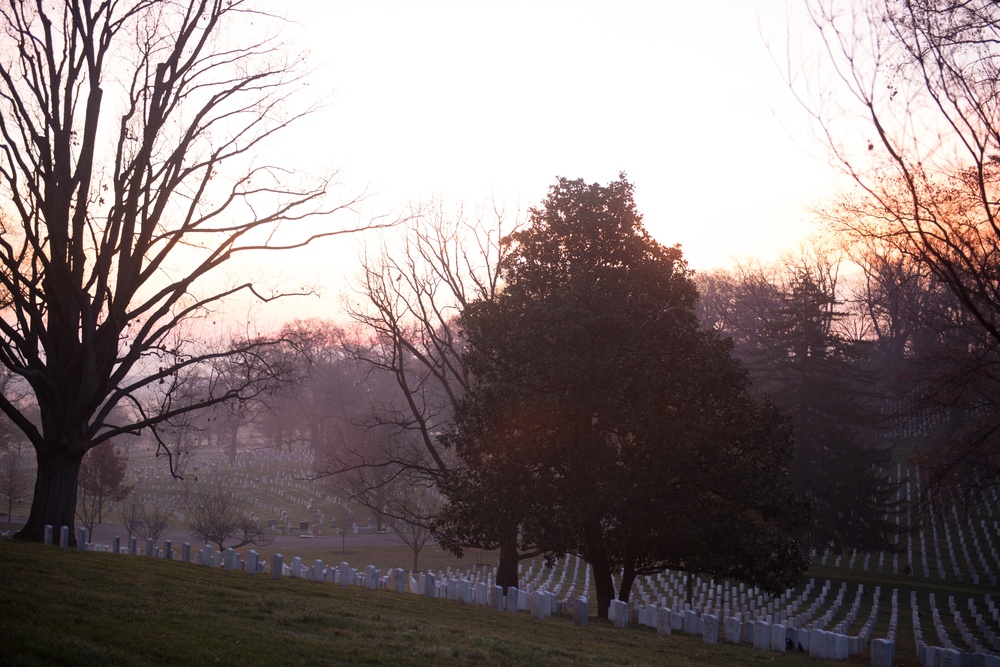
0,540,825,667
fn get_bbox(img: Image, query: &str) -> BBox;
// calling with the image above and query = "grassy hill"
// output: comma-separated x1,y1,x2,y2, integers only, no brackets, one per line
4,448,990,666
1,539,850,667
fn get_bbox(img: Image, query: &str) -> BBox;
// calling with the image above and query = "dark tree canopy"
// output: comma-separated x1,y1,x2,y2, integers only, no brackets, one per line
436,175,810,618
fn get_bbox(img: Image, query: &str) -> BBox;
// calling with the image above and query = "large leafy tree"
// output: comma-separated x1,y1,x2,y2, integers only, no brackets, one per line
437,175,810,617
0,1,371,544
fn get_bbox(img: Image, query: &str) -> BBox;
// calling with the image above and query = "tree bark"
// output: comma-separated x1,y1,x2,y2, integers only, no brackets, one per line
588,543,616,620
14,445,85,545
496,535,519,593
227,422,240,465
619,561,637,604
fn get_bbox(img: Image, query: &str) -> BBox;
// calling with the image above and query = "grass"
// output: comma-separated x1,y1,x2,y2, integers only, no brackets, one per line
2,539,842,667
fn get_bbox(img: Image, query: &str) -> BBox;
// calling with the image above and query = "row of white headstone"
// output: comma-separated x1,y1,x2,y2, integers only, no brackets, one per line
128,446,335,518
619,570,850,632
605,597,894,662
812,466,1000,589
911,590,1000,665
852,467,999,587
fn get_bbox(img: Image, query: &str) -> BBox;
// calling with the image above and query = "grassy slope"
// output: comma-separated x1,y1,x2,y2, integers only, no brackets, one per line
1,540,837,667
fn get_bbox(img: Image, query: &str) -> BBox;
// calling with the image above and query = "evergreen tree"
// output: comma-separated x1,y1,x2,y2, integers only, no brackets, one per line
436,175,810,616
702,260,896,551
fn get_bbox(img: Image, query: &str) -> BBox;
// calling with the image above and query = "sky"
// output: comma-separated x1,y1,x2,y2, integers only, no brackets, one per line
259,1,841,324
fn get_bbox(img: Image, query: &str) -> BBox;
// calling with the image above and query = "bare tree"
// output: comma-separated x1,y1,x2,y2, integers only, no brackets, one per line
0,369,34,525
136,503,173,545
383,482,441,572
116,496,144,544
0,1,383,544
798,0,1000,497
144,373,210,481
114,492,173,545
325,204,516,516
185,486,272,551
76,443,132,532
319,203,557,592
275,320,367,465
0,439,33,525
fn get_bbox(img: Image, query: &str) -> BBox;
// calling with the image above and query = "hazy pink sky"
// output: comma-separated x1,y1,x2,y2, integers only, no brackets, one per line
259,1,841,323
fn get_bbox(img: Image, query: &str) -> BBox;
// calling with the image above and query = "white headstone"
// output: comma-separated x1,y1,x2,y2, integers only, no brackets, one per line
939,648,962,667
505,587,518,612
753,621,771,651
573,597,589,627
723,616,740,643
769,623,786,653
271,553,283,579
394,568,406,595
832,633,849,659
459,579,472,605
871,638,894,667
530,591,542,619
475,581,487,605
612,600,628,629
658,606,673,636
701,614,719,644
683,609,700,635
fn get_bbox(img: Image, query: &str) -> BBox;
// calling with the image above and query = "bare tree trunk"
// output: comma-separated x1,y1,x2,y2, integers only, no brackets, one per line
273,421,283,450
15,444,84,545
227,422,240,465
619,561,637,604
496,535,519,593
587,542,615,620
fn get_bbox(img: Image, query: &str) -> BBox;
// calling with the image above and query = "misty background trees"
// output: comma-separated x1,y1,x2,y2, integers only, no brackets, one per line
796,0,1000,508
